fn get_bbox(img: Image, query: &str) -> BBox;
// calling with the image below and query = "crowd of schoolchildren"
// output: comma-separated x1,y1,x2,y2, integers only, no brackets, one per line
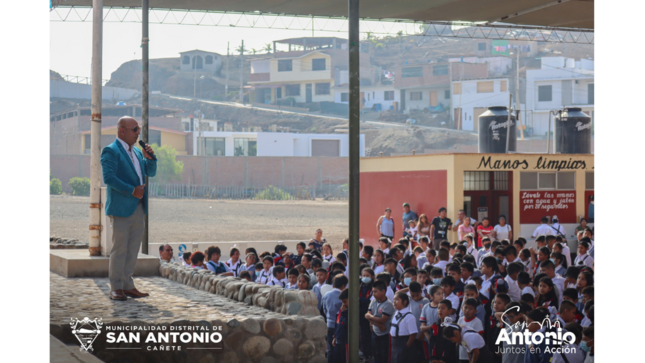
176,211,596,363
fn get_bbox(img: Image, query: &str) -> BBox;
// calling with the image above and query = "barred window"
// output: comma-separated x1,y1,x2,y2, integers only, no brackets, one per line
464,171,490,191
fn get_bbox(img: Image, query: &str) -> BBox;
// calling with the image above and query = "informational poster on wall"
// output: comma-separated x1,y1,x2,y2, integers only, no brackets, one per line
519,190,576,223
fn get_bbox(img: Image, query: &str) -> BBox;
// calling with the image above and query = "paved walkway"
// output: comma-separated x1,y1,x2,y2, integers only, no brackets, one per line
50,272,285,325
50,335,103,363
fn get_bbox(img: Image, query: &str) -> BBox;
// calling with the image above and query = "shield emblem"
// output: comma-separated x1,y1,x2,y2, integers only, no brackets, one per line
70,317,103,352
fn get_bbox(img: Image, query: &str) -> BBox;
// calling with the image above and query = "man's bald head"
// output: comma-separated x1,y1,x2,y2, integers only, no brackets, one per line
117,116,140,146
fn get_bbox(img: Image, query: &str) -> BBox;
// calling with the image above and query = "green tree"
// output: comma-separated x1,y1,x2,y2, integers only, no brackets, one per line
236,43,247,54
251,48,258,55
263,43,272,53
68,177,90,196
149,143,183,184
50,178,62,195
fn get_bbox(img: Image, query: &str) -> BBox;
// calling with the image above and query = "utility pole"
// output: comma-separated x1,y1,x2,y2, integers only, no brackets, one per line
141,0,150,254
225,42,229,101
88,0,103,257
516,49,524,140
348,0,360,361
239,40,244,104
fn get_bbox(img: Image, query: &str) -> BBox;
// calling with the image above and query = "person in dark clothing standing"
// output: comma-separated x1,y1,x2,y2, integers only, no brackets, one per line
430,207,453,250
332,289,350,363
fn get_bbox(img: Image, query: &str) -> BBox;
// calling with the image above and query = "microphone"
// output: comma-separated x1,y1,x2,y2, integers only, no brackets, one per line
138,140,157,160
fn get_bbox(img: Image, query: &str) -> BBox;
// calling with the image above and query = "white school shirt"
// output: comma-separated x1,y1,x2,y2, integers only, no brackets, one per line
574,253,594,269
459,326,486,353
479,274,495,299
562,245,572,267
521,286,535,297
256,267,273,284
457,317,484,360
382,247,390,255
552,275,566,304
267,276,286,287
445,292,460,320
225,259,242,277
206,260,232,274
286,282,298,290
389,307,418,337
323,254,335,264
117,137,143,185
504,275,521,302
434,260,448,276
493,224,512,241
466,245,479,264
532,224,554,237
374,264,385,275
551,223,567,238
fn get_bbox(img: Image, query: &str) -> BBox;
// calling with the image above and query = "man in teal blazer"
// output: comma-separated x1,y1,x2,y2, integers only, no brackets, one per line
101,116,157,301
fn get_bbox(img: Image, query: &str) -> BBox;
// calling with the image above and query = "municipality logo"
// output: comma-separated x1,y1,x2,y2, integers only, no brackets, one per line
70,317,103,352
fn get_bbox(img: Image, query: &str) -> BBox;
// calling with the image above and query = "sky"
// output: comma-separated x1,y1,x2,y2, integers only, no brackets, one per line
50,15,350,80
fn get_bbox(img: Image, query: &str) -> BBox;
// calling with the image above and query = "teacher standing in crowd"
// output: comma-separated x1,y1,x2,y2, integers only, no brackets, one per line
101,116,157,301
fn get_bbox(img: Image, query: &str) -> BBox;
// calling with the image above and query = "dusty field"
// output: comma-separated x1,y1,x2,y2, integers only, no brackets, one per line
50,196,349,251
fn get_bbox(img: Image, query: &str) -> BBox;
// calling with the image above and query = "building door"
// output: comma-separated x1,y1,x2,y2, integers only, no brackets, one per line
454,107,462,130
429,91,438,107
463,171,513,245
473,107,488,132
400,90,406,111
306,84,312,103
276,87,282,99
360,91,365,109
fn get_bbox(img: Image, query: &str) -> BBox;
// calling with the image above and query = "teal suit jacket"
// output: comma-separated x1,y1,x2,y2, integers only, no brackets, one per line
101,139,157,217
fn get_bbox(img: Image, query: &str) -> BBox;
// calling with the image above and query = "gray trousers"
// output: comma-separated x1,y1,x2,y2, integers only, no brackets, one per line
432,238,446,250
108,204,145,291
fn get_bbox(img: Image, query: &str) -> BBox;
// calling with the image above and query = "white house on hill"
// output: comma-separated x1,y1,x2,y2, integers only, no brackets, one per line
179,50,222,73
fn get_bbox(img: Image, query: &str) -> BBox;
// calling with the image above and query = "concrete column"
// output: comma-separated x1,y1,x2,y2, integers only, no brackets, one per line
281,158,285,187
88,0,103,256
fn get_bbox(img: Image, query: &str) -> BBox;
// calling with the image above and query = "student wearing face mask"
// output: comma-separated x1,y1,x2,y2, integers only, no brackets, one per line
359,267,374,361
397,268,417,291
478,237,493,267
430,267,444,286
581,327,594,362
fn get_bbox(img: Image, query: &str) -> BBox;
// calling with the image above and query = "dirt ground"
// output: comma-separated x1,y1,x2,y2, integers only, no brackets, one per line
50,196,349,251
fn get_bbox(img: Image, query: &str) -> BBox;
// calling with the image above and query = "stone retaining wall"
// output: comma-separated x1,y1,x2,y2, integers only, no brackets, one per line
51,317,328,363
159,262,320,317
49,272,328,363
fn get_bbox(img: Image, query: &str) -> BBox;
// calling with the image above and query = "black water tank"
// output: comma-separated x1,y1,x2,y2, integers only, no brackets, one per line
478,106,517,153
555,108,592,154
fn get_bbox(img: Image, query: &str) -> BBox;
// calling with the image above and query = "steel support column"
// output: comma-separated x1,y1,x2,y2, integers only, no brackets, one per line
141,0,149,254
347,0,360,362
88,0,103,256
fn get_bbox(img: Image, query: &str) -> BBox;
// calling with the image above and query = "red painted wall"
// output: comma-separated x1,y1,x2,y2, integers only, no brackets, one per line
519,190,577,224
360,170,447,247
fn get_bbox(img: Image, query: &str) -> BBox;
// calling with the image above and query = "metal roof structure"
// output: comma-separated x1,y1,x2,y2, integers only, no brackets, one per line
52,0,594,29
